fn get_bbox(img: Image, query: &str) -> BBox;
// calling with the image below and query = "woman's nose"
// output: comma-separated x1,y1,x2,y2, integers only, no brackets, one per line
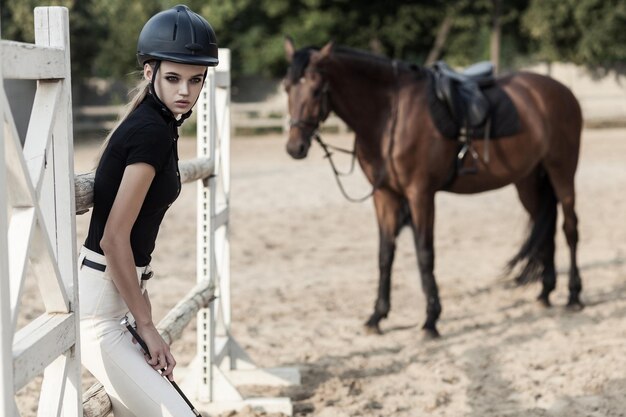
179,82,189,95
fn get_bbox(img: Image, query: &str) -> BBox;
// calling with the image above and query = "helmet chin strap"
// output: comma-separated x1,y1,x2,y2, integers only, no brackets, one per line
149,61,172,116
149,61,206,127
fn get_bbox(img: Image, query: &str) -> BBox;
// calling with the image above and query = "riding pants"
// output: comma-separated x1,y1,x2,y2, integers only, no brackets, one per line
78,246,195,417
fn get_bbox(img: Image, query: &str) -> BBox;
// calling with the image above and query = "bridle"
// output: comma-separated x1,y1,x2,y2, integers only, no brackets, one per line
287,68,369,201
287,70,374,202
288,69,330,134
287,61,401,203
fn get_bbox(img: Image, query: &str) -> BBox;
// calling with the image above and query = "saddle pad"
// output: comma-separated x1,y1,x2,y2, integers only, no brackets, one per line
426,71,521,140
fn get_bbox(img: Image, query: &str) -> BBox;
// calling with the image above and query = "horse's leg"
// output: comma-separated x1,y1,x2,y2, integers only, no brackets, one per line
513,168,558,306
365,189,407,334
544,166,583,309
408,190,441,338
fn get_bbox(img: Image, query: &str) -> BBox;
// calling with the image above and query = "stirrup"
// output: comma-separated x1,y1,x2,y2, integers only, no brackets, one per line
457,142,479,175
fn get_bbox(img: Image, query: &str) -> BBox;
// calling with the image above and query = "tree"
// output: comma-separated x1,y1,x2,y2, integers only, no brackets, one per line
196,0,534,77
198,0,445,77
522,0,626,65
3,1,623,83
91,0,162,79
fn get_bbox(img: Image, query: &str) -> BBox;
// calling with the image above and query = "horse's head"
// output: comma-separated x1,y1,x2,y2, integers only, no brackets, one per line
283,37,333,159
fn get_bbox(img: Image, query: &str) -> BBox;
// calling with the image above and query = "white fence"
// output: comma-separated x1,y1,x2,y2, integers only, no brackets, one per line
2,7,298,417
1,7,81,417
74,102,349,135
75,61,626,136
74,96,350,137
230,101,349,134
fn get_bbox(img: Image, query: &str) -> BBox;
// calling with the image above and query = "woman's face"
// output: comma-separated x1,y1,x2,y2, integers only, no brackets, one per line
144,61,206,116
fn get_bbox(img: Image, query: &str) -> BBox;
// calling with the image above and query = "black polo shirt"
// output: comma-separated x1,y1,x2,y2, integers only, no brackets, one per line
84,93,181,266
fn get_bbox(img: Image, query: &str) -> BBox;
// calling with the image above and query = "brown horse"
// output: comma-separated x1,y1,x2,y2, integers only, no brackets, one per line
283,38,583,337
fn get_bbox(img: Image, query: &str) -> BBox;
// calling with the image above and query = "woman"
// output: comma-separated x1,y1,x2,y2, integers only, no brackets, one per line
79,5,217,416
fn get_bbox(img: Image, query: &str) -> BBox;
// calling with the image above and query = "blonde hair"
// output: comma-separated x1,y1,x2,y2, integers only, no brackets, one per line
94,75,151,166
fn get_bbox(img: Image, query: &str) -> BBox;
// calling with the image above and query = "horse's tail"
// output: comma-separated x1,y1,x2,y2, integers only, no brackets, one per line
507,167,558,284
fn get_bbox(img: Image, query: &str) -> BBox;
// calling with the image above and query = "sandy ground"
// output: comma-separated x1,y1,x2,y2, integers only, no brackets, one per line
15,127,626,417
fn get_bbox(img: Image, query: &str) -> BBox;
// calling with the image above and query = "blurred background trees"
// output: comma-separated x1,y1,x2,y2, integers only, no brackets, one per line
1,0,624,96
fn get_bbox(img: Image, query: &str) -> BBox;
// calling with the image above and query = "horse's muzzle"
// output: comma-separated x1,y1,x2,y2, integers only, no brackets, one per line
286,131,312,159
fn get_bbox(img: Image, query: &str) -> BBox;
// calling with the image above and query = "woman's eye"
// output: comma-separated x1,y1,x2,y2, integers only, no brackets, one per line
190,77,203,84
165,76,179,82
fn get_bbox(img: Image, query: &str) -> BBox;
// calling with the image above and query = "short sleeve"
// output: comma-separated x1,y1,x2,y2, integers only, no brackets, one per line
124,123,172,172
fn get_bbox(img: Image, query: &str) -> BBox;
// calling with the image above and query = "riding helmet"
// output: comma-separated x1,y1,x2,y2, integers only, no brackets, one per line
137,4,218,67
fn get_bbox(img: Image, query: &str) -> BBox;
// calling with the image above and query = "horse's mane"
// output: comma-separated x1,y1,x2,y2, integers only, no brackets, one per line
334,46,391,65
287,44,423,82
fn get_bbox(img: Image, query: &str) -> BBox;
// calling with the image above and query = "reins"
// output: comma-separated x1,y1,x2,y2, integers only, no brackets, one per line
312,59,401,203
288,55,402,203
314,135,358,175
313,133,375,202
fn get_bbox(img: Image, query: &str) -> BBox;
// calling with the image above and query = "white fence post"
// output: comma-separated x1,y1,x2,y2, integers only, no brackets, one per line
0,6,80,417
185,48,299,416
0,17,19,417
196,48,233,403
34,7,81,416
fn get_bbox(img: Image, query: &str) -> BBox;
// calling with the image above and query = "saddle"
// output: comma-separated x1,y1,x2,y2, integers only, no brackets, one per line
427,60,520,179
432,61,495,129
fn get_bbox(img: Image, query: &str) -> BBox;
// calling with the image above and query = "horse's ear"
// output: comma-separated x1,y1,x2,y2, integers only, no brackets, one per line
284,35,295,62
320,41,334,57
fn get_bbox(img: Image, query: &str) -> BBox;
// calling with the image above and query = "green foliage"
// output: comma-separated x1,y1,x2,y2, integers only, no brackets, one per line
1,0,623,83
197,0,538,76
91,0,161,78
522,0,626,65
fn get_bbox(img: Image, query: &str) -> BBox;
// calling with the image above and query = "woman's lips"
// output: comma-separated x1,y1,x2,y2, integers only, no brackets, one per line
175,100,190,107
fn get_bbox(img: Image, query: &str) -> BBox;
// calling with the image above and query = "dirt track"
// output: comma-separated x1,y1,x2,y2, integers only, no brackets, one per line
220,128,626,417
16,127,626,416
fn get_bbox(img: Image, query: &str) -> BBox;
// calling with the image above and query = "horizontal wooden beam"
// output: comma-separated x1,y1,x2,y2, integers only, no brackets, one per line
179,157,215,185
73,105,124,117
75,157,214,214
82,279,215,417
13,313,75,391
0,41,66,80
156,279,215,345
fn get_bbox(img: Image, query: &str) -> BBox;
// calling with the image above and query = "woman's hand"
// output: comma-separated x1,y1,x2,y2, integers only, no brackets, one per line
136,322,177,381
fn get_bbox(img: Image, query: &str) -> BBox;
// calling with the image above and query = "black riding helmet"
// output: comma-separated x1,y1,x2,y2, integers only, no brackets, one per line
137,5,218,125
137,4,218,67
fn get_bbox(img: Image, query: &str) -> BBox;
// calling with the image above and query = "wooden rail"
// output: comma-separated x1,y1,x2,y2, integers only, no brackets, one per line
74,157,214,214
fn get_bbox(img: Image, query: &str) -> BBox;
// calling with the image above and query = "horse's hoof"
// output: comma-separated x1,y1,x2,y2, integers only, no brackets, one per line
566,299,585,311
364,323,382,335
537,296,551,308
422,327,440,340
